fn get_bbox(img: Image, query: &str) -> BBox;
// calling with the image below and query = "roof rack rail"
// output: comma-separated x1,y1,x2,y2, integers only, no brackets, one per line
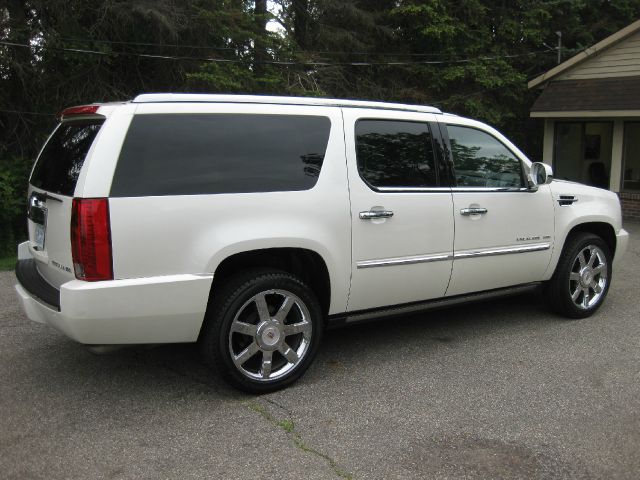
132,93,442,115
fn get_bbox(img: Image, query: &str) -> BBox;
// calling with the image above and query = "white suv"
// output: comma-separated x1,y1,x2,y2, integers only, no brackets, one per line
15,94,629,392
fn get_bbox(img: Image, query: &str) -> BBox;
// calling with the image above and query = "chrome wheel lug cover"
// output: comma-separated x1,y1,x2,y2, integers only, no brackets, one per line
569,245,608,310
228,289,313,381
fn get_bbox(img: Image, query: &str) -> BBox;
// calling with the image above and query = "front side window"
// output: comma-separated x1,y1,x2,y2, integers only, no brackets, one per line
110,114,331,197
448,125,524,188
355,120,438,189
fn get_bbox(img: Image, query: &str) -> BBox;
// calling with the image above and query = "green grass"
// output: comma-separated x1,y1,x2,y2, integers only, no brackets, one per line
0,256,17,271
277,419,295,433
244,401,352,479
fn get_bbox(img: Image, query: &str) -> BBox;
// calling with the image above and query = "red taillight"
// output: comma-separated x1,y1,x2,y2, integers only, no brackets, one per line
58,105,100,120
71,198,113,281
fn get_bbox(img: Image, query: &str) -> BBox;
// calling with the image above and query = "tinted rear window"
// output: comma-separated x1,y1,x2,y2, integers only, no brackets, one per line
355,120,438,188
110,114,331,197
30,120,104,196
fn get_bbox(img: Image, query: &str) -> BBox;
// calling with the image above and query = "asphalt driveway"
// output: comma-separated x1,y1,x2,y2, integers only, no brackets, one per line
1,221,639,479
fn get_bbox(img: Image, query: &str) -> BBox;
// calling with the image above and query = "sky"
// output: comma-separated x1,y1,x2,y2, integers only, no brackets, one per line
266,1,285,34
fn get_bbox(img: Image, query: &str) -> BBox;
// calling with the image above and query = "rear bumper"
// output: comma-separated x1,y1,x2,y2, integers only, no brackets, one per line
14,243,213,344
15,259,61,310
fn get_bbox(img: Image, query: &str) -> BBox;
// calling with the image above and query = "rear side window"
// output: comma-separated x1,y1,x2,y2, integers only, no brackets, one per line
447,125,524,188
30,120,104,196
110,114,331,197
355,120,438,188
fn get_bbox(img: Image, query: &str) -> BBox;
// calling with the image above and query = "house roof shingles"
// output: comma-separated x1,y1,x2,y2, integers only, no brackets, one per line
531,76,640,112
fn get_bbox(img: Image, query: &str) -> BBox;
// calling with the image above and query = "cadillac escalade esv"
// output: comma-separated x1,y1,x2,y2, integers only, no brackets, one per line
15,94,629,392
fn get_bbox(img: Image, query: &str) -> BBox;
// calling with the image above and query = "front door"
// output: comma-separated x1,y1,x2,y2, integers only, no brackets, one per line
442,122,555,297
343,109,454,311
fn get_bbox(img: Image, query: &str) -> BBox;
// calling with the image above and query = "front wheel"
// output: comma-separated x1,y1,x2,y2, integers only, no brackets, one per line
199,269,323,393
547,233,612,319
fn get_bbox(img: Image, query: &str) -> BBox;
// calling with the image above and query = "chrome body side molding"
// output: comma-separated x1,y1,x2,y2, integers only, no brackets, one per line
453,242,550,259
357,252,452,269
356,242,550,269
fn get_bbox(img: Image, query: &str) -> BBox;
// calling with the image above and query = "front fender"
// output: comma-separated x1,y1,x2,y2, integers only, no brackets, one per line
544,182,623,279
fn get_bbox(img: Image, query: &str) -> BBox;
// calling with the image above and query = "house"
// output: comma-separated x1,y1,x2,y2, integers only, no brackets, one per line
528,19,640,219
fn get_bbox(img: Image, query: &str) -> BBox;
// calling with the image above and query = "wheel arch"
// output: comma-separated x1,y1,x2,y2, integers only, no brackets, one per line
546,220,617,281
208,247,332,318
565,221,616,257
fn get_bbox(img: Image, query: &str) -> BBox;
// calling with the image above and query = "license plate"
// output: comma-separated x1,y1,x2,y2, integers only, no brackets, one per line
34,221,46,250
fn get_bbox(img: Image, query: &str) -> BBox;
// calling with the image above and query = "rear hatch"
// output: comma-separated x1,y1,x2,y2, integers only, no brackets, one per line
27,112,105,288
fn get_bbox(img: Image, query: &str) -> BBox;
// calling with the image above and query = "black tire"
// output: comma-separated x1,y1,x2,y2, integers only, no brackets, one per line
547,232,612,319
199,269,324,393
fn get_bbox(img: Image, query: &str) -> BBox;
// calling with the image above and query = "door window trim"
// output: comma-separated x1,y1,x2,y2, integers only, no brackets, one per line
443,123,529,192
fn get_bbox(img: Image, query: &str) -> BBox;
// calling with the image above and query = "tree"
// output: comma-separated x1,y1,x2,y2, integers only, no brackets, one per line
1,0,640,255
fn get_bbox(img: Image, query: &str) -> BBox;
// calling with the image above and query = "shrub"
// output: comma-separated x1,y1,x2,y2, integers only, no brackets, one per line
0,156,32,256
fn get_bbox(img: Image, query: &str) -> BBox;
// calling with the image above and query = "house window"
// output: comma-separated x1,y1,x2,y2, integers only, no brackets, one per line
553,122,613,189
623,122,640,191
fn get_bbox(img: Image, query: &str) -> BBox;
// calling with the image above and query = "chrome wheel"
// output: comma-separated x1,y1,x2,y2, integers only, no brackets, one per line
569,244,608,310
228,289,313,381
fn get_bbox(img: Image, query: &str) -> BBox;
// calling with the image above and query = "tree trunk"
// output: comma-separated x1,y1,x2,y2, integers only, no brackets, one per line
292,0,309,50
6,0,32,88
254,0,268,77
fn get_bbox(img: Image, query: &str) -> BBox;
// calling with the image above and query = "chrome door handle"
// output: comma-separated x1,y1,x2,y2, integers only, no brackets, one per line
359,210,394,220
460,207,488,216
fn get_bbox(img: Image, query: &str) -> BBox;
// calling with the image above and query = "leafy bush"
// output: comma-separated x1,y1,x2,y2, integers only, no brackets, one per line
0,157,32,256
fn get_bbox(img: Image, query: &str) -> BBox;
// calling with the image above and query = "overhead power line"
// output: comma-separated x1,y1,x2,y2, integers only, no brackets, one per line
0,41,559,66
57,36,528,58
0,108,55,116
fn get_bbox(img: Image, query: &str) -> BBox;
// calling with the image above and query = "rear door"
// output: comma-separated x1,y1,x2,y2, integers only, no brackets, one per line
27,118,105,287
344,108,455,311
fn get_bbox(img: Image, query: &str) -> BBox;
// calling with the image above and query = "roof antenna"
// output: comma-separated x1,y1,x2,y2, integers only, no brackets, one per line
556,31,562,64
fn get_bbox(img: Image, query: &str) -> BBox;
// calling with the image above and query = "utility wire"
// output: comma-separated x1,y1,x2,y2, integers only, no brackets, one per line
1,41,558,66
0,108,55,116
58,36,538,58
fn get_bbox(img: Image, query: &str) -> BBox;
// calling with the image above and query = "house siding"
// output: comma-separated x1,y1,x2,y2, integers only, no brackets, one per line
559,31,640,80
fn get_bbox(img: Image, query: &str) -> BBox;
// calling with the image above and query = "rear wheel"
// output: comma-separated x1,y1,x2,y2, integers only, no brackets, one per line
199,269,323,393
548,233,612,318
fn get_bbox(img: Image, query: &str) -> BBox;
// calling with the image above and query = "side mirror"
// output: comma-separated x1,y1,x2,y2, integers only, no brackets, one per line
530,162,553,186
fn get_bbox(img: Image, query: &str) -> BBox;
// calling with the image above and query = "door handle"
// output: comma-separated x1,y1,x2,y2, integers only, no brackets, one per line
359,210,394,220
460,207,488,216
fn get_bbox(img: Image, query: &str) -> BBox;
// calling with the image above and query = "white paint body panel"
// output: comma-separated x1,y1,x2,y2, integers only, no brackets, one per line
14,96,629,345
544,180,627,279
447,188,555,295
15,247,213,344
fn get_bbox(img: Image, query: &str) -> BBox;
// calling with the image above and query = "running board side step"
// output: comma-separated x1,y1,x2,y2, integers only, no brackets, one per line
327,283,541,328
